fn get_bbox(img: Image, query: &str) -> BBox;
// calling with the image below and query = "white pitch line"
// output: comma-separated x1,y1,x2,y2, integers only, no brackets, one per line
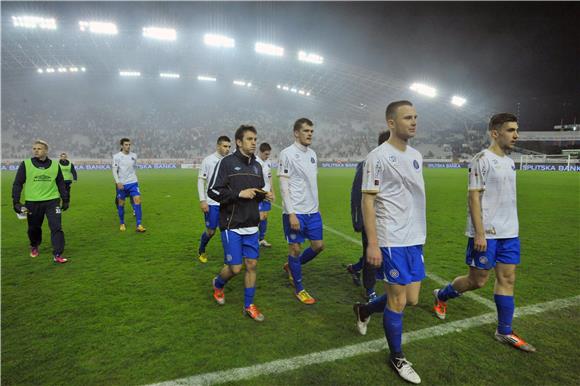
149,295,580,386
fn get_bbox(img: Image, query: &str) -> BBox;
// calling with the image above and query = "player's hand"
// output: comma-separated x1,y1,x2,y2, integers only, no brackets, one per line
61,201,69,211
474,233,487,252
289,213,300,231
270,194,276,203
13,202,27,214
239,188,258,199
200,201,209,213
366,245,382,268
116,183,124,190
265,191,274,202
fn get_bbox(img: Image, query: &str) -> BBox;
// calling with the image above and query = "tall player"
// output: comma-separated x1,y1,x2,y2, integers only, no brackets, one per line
256,142,275,248
197,136,231,263
353,101,425,384
279,118,324,305
433,113,536,352
112,138,146,232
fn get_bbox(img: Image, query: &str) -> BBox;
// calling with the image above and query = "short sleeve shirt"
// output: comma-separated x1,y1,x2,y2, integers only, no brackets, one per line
199,152,223,206
113,152,138,185
278,143,319,214
256,157,272,192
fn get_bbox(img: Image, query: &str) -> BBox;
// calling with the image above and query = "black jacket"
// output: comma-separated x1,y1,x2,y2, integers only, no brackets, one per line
59,159,78,181
12,157,69,205
350,160,364,232
207,150,266,230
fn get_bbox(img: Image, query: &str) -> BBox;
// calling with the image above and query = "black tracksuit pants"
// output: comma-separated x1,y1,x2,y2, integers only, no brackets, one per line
25,199,65,256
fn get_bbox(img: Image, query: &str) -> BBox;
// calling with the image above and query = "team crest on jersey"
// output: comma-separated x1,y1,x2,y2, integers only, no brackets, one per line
389,269,399,279
294,153,300,159
413,160,420,170
311,157,316,164
234,166,241,171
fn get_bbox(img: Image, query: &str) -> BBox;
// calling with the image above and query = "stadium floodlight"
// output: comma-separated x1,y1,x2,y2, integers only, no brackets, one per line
37,68,44,74
276,85,281,89
255,42,284,57
12,16,57,30
69,67,78,72
282,86,289,91
197,75,217,82
160,72,180,78
290,88,298,93
246,82,252,87
451,95,467,107
57,67,67,73
119,71,141,77
143,27,176,41
298,90,305,95
409,82,437,97
306,92,311,96
298,51,324,64
204,33,235,48
233,80,247,86
46,68,55,73
79,21,118,35
80,67,86,72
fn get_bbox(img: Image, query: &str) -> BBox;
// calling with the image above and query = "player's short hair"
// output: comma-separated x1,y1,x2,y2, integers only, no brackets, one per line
293,118,313,132
386,100,413,120
217,136,231,144
60,152,67,157
259,143,272,152
234,125,257,144
488,113,518,131
120,138,131,146
378,130,390,145
33,140,49,149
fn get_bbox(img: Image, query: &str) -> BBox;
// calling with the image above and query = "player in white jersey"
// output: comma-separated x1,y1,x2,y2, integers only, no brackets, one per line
197,136,231,263
113,138,145,232
279,118,324,305
433,113,536,352
256,143,275,248
353,101,425,384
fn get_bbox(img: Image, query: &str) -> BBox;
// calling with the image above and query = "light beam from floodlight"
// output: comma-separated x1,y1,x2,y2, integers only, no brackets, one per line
204,33,235,48
298,51,324,64
119,71,141,77
197,75,217,82
12,16,57,30
143,27,176,41
79,21,118,35
451,96,466,107
160,72,180,78
255,42,284,56
233,80,246,86
409,83,437,97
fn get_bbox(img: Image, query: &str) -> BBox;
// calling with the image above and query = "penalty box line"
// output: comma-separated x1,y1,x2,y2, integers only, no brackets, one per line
150,295,580,386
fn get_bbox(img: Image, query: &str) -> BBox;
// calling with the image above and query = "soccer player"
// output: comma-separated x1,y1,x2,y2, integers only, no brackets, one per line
433,113,536,352
256,142,275,248
12,140,70,263
59,152,77,198
197,136,231,263
346,131,390,300
112,138,146,232
209,125,272,322
279,118,324,305
353,101,425,384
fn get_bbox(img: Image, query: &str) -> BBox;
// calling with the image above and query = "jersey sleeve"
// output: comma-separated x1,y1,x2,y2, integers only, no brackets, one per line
468,154,488,191
361,152,381,193
277,150,291,178
112,154,120,183
199,158,209,180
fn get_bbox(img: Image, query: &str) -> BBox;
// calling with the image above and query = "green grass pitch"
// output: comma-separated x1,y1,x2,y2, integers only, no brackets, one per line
2,168,579,385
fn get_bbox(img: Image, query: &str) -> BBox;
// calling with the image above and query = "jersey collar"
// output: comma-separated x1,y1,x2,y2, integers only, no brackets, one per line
293,141,308,152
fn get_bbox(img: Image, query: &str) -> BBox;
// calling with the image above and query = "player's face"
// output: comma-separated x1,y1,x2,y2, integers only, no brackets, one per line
122,141,131,153
388,105,417,140
493,122,519,152
237,131,257,155
217,141,231,157
295,124,314,146
260,150,271,161
60,153,67,161
32,144,48,159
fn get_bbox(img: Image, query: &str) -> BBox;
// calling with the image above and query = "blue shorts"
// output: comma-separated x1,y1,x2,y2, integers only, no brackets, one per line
258,201,272,212
283,212,323,244
382,245,426,285
220,230,259,265
466,237,520,270
204,205,220,230
116,182,141,200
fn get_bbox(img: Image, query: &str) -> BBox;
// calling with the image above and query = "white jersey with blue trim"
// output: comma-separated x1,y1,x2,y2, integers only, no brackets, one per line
362,142,426,247
256,156,272,192
278,142,319,214
465,149,518,239
198,152,223,206
112,151,138,185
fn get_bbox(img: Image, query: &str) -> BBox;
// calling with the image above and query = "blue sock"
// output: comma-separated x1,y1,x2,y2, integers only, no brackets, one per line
199,232,211,253
259,220,267,240
288,255,304,292
383,307,403,357
299,247,318,265
367,294,387,314
351,257,364,272
494,294,515,335
244,287,256,308
438,283,462,302
117,205,125,224
214,274,227,289
134,204,142,226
